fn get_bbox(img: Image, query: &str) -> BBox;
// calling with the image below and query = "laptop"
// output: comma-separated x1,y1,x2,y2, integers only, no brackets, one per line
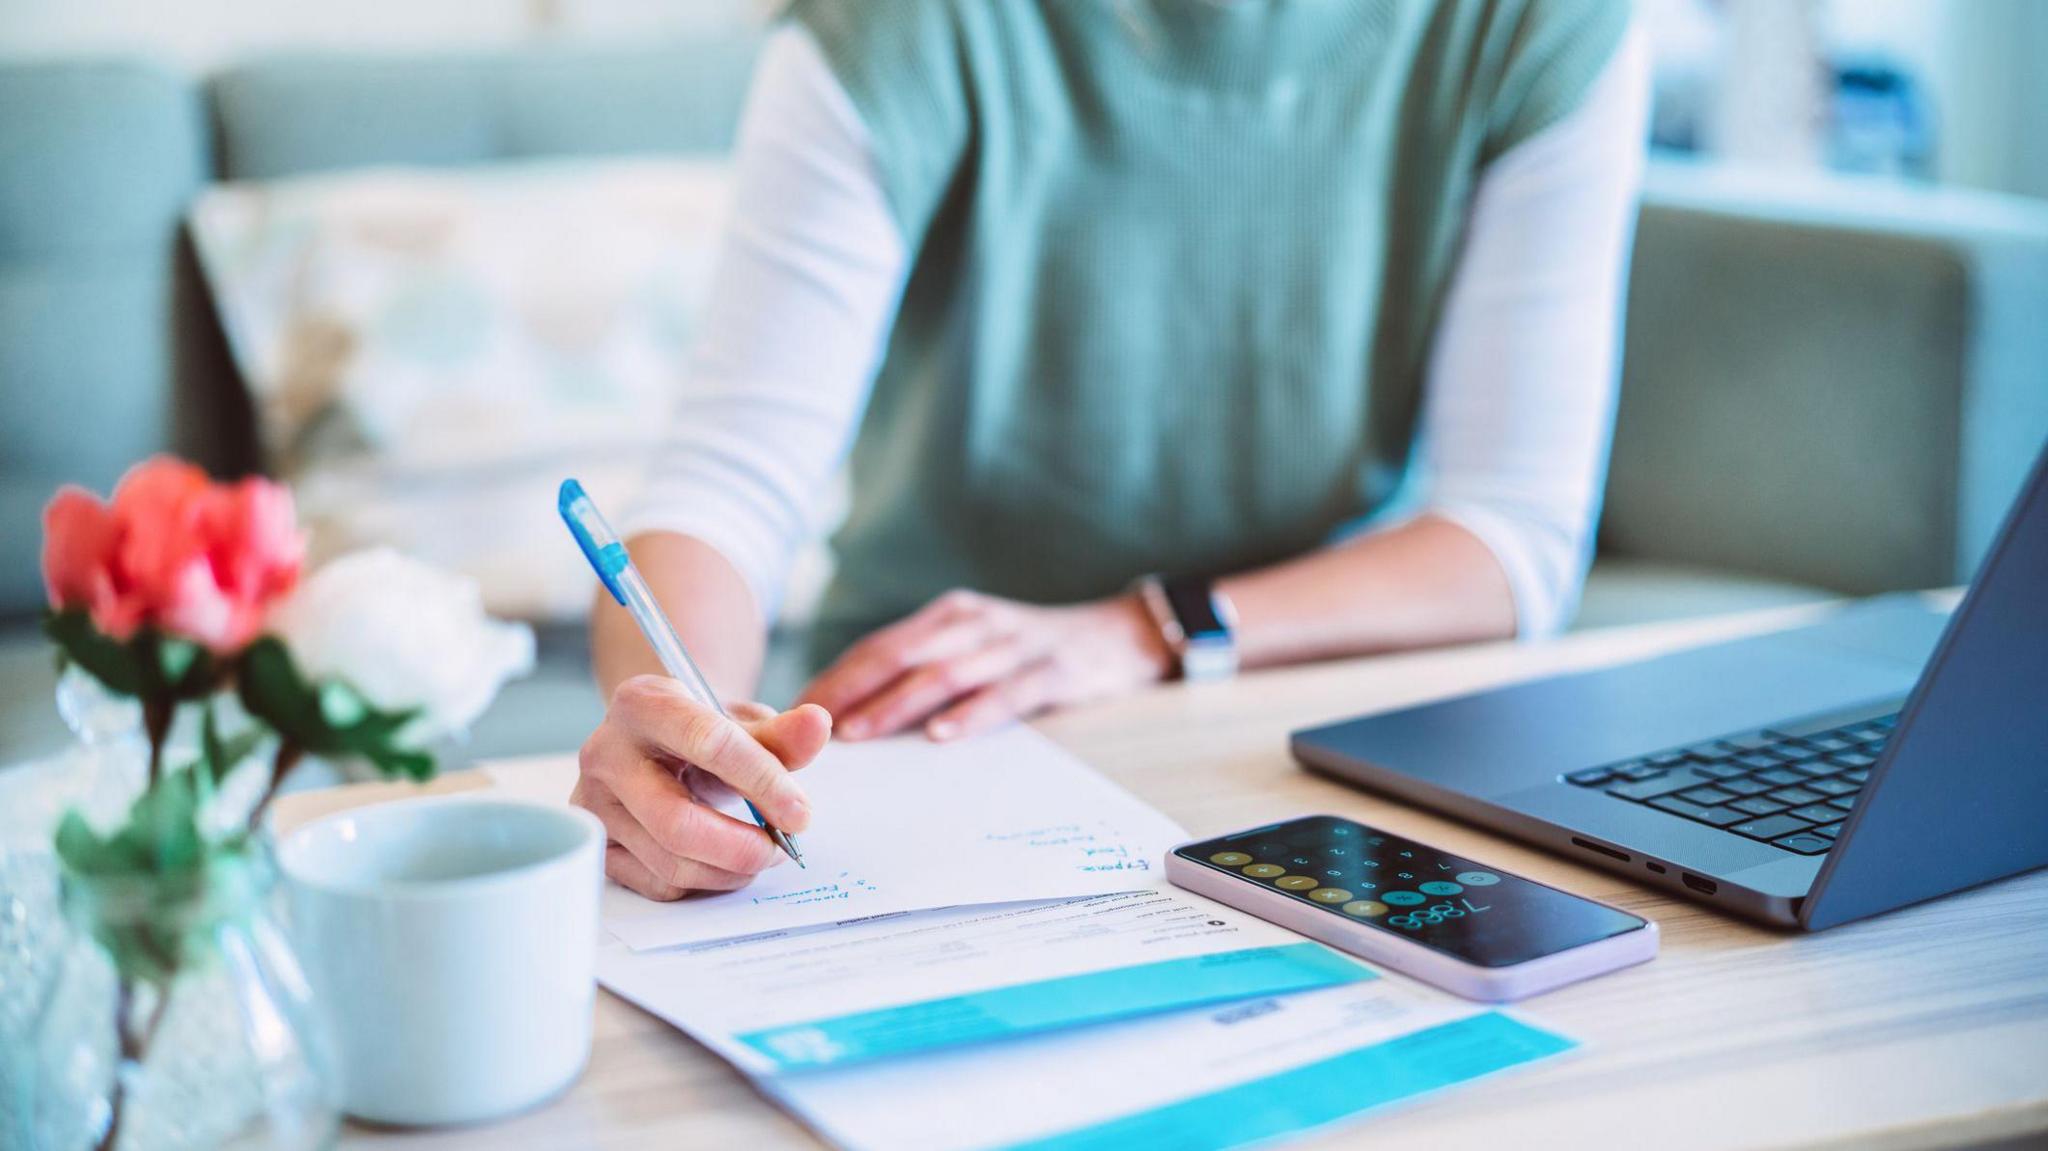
1291,440,2048,930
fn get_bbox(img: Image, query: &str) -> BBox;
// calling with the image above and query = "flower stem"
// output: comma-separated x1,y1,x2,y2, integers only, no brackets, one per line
250,741,305,833
140,697,172,789
97,974,166,1151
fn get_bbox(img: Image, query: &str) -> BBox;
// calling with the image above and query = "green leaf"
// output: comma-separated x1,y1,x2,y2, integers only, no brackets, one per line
158,637,199,684
201,702,220,765
372,748,436,782
54,769,261,984
150,635,222,701
40,611,224,703
239,635,438,782
192,701,265,790
42,609,145,696
238,637,328,743
317,681,367,729
53,810,137,877
136,771,203,874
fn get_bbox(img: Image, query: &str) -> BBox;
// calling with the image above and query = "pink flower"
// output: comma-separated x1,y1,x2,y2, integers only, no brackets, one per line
41,457,306,654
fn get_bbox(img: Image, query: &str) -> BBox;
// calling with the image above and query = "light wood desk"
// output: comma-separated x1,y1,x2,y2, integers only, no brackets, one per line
286,603,2048,1151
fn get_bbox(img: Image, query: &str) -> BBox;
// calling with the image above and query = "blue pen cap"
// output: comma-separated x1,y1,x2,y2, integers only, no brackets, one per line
559,478,632,605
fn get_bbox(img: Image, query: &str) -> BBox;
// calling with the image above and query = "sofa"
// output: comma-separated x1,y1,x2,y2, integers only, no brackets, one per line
3,37,2045,767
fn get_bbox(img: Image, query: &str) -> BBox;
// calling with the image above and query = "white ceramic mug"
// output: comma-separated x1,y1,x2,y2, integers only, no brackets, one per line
277,796,604,1126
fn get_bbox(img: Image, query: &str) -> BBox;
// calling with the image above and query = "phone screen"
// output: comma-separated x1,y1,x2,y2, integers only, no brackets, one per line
1176,815,1647,968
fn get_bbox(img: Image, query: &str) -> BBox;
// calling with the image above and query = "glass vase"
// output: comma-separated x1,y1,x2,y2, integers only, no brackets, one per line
1,669,154,1141
25,851,339,1151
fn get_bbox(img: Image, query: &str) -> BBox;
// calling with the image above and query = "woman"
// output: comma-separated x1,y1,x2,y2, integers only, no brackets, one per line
575,0,1649,900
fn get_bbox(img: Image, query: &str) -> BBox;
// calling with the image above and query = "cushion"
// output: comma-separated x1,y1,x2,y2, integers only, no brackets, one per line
0,61,209,616
211,42,759,182
1574,557,1835,633
189,159,732,620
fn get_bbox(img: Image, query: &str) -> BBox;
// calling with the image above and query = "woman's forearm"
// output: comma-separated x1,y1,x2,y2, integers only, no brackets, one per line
1218,515,1519,670
591,532,770,703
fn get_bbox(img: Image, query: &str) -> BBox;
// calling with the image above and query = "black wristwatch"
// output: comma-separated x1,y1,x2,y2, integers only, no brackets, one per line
1136,574,1239,682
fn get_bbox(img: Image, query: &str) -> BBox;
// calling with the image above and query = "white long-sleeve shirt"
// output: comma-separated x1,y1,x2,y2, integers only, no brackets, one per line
625,21,1651,639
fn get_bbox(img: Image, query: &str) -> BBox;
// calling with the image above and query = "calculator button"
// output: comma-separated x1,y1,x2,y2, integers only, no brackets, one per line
1454,872,1500,887
1342,900,1389,917
1208,852,1253,867
1382,891,1427,906
1417,881,1463,896
1242,864,1285,878
1308,888,1353,903
1275,876,1319,891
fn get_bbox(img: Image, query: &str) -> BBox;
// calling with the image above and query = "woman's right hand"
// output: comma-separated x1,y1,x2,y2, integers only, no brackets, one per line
572,675,831,901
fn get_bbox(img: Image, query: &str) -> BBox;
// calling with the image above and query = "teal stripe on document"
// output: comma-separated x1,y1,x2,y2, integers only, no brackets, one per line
737,943,1370,1070
1004,1012,1576,1151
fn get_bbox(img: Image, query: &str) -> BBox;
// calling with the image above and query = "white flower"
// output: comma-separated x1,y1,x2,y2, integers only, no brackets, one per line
270,548,534,746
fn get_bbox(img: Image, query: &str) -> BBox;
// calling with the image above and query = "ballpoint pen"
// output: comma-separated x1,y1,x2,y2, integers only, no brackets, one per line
558,478,805,868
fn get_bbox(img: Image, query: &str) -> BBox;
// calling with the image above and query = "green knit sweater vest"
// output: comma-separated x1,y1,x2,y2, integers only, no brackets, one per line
791,0,1627,661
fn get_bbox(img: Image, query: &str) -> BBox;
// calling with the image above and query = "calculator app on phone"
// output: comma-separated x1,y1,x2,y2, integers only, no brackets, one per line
1175,815,1646,967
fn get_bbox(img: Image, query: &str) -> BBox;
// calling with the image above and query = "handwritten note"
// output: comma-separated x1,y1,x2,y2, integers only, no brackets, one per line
595,726,1190,949
750,872,879,907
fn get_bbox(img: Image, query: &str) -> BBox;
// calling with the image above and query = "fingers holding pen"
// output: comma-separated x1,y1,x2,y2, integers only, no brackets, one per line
607,676,813,833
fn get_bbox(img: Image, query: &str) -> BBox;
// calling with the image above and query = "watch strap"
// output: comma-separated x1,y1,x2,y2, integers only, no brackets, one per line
1136,574,1238,682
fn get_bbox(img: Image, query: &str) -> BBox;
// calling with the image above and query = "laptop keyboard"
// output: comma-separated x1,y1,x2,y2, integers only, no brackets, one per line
1563,701,1902,856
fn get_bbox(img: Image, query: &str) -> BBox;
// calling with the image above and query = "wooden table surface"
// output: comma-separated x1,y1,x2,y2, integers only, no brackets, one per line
285,602,2048,1151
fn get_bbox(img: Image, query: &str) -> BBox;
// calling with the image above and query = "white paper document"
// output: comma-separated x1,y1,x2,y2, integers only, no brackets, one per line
597,726,1190,949
595,887,1376,1075
766,979,1576,1151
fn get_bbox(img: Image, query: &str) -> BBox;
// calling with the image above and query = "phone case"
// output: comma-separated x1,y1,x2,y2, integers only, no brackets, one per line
1166,850,1658,1002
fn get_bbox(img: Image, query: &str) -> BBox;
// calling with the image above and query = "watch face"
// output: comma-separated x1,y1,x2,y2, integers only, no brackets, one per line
1163,579,1228,640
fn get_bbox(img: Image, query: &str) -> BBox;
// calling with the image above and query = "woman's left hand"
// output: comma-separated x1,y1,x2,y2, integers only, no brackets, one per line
797,589,1173,742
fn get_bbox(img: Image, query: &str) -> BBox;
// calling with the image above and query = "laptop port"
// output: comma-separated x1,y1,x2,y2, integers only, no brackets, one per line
1570,837,1630,863
1645,861,1667,874
1682,873,1718,896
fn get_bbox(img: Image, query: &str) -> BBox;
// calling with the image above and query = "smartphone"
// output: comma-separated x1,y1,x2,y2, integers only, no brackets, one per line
1167,814,1657,1002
